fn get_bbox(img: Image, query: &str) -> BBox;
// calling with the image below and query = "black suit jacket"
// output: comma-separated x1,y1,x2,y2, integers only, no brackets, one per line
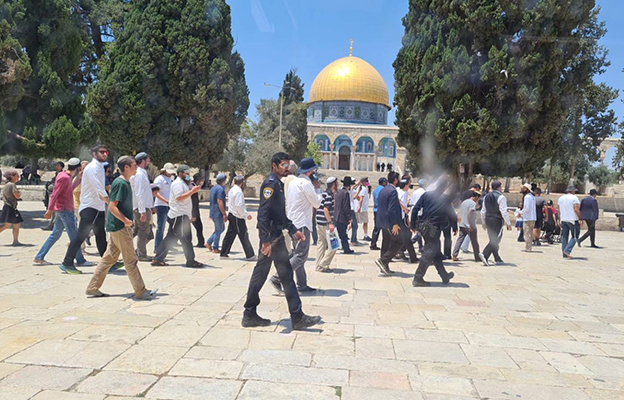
377,185,402,229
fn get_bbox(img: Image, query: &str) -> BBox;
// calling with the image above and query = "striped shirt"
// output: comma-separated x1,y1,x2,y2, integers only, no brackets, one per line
316,189,334,226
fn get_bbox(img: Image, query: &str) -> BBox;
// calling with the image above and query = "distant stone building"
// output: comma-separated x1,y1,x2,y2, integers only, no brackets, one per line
307,47,406,172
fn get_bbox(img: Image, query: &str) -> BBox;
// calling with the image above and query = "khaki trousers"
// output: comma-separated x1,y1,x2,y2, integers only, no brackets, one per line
523,220,535,251
87,227,147,296
316,224,336,271
133,209,153,258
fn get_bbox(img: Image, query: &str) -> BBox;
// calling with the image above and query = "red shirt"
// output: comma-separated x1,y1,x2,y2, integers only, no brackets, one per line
48,171,76,212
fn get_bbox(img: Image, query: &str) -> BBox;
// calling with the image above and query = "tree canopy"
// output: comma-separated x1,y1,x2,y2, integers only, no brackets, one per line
394,0,613,178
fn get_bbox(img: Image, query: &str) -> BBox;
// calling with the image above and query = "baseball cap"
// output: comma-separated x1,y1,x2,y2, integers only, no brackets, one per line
378,177,388,185
177,164,191,174
161,162,176,174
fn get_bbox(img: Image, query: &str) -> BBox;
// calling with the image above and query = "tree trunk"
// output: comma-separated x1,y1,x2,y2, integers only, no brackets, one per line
569,159,576,186
504,177,511,193
547,161,554,194
90,22,105,61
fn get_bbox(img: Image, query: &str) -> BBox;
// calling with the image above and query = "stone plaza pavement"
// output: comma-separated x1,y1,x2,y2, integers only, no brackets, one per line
1,202,624,399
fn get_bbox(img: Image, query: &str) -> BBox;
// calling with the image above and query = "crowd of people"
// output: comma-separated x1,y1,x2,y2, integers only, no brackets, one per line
0,148,605,330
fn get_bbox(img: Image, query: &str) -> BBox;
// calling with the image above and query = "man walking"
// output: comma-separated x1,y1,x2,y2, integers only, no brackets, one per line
152,165,204,268
518,183,536,252
410,178,455,286
220,176,255,260
153,163,175,253
86,156,156,299
375,172,403,276
479,181,512,265
242,152,321,330
578,189,600,248
356,177,371,241
533,188,545,246
206,173,227,253
130,152,154,261
191,173,206,247
316,176,337,272
34,158,91,266
59,145,109,274
270,158,321,293
369,177,387,251
452,190,481,262
558,185,582,259
334,177,355,254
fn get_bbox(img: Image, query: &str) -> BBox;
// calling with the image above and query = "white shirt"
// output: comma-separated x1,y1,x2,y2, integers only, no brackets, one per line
519,193,536,221
558,194,580,222
79,158,107,213
350,187,359,211
397,187,409,218
168,177,192,219
228,184,249,219
358,186,369,212
153,174,171,207
286,174,321,230
130,167,153,213
409,187,426,210
480,191,511,226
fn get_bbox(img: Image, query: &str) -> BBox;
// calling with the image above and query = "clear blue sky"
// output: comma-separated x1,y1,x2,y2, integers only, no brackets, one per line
230,0,623,138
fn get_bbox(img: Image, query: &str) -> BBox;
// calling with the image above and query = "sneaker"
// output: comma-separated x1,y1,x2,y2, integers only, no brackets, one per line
442,271,455,284
343,250,355,254
59,264,82,275
33,259,51,266
241,313,271,327
269,276,283,294
246,255,258,261
77,261,94,267
412,279,431,287
298,286,317,293
109,261,124,272
136,288,158,300
85,289,109,297
363,236,372,242
137,256,152,262
375,259,391,276
478,252,489,266
292,314,322,330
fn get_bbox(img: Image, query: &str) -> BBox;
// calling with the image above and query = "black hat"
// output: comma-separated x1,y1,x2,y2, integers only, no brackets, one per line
589,189,599,196
297,158,318,174
342,176,355,186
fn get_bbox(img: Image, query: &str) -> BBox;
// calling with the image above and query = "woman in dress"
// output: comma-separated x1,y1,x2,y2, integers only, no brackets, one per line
0,169,24,245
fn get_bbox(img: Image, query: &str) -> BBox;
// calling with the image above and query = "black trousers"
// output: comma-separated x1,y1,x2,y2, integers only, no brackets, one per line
220,213,255,258
336,221,351,253
453,227,480,261
400,222,418,262
483,217,503,262
244,234,303,319
380,228,404,265
443,226,452,258
370,211,381,247
312,217,318,245
192,213,205,247
155,215,196,266
63,207,106,267
413,226,450,281
578,219,596,246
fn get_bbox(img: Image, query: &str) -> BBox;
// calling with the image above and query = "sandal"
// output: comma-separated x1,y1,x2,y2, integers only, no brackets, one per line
186,261,204,268
151,260,169,266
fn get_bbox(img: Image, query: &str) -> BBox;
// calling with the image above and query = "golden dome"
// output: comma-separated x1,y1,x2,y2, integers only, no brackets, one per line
309,55,390,109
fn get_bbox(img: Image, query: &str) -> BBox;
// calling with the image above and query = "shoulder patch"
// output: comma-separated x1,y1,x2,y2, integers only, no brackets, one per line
263,187,274,199
268,176,276,182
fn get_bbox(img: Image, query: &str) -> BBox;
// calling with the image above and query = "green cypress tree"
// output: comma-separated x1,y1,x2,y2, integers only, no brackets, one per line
1,0,88,158
281,68,308,162
394,0,603,177
87,0,249,168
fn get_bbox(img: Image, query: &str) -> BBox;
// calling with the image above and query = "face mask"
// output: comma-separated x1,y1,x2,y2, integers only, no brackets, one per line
184,175,191,182
313,172,318,180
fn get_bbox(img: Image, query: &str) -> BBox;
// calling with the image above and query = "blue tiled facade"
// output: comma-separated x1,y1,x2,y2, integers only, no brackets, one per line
307,101,389,125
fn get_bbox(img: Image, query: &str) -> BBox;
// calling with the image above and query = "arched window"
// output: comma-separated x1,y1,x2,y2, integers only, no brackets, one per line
379,137,397,158
314,134,330,151
355,136,374,154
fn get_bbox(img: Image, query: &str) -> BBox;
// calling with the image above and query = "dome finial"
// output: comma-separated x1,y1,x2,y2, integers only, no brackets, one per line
349,39,353,56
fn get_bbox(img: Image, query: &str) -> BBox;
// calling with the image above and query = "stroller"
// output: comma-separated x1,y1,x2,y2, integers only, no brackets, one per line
543,224,561,244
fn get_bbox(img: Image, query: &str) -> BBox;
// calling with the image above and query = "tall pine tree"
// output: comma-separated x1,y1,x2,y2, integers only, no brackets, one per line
394,0,603,177
87,0,249,168
281,68,308,162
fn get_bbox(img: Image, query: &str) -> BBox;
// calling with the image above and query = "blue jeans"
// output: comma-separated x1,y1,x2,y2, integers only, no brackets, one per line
35,210,86,264
350,210,358,243
561,221,580,255
154,206,169,252
206,216,225,250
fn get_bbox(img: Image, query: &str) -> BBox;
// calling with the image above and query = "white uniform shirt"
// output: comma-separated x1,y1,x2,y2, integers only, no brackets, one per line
79,158,107,213
130,167,153,213
286,174,321,230
153,174,171,207
228,184,249,219
168,177,192,219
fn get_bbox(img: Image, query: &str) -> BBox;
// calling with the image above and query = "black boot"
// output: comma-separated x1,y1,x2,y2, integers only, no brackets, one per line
242,313,271,328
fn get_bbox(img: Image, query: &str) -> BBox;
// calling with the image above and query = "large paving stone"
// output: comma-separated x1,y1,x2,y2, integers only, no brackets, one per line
146,376,242,399
104,344,187,375
393,339,469,364
0,365,91,391
241,363,348,386
237,380,339,400
75,370,158,396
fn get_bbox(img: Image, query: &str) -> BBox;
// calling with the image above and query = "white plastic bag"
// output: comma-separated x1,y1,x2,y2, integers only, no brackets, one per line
327,228,341,251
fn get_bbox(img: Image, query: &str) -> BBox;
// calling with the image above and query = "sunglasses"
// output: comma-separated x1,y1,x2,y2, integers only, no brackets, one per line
98,150,109,155
279,162,290,169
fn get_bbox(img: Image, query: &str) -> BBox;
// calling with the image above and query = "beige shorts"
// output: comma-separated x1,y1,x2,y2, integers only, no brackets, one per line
356,212,369,224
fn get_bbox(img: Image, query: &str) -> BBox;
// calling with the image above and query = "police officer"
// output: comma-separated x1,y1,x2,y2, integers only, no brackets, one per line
242,152,322,330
